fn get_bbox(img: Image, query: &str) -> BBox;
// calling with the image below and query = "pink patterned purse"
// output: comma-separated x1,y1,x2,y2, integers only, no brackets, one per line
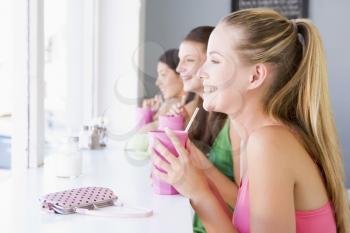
40,187,153,218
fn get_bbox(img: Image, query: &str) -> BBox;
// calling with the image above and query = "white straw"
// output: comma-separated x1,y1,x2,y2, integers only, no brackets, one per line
185,107,200,132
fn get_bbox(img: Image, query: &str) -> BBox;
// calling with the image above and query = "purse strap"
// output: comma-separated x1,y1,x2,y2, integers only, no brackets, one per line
74,200,153,218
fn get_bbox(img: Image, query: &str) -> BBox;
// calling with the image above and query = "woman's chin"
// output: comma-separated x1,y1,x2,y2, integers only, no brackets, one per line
162,91,178,100
162,94,169,99
203,97,228,114
183,85,191,93
203,100,215,112
183,84,198,93
183,80,202,93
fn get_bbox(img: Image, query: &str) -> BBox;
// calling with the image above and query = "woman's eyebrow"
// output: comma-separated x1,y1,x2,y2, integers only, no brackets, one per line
209,51,225,57
183,54,195,58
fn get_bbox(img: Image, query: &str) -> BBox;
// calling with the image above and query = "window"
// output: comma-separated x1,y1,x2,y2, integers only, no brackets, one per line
1,0,142,175
44,0,68,152
0,0,13,176
44,0,97,154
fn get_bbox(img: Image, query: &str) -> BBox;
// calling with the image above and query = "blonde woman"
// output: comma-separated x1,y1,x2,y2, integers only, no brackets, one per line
152,9,350,233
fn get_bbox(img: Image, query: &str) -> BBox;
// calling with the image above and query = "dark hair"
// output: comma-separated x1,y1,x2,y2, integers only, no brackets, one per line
158,49,180,73
188,98,227,153
182,26,227,151
184,26,215,51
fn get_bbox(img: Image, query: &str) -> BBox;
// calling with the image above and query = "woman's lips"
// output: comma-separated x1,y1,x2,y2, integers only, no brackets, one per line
180,75,192,81
203,85,218,94
158,87,166,94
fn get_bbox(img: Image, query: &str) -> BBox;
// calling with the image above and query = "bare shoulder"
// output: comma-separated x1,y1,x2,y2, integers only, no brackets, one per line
247,125,302,156
246,125,329,212
246,125,304,178
246,125,297,231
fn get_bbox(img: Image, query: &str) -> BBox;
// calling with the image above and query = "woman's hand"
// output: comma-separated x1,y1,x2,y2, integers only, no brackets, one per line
152,129,237,233
186,140,214,172
142,95,162,112
152,128,210,200
167,102,188,118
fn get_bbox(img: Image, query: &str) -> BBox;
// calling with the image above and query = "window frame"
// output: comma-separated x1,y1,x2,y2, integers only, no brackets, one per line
11,0,99,169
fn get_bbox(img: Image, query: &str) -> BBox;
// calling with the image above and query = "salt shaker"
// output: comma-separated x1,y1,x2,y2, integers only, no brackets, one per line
89,125,100,149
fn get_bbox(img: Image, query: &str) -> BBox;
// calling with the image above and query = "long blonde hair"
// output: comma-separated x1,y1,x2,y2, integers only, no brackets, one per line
223,8,350,232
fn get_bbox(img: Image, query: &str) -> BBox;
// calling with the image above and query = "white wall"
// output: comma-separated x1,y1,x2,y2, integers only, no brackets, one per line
309,0,350,187
65,0,85,135
97,0,141,139
62,0,96,136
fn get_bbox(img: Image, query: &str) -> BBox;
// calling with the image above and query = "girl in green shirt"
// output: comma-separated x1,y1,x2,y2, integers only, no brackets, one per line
193,120,235,233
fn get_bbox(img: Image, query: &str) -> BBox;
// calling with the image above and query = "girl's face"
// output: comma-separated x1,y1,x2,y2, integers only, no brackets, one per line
176,41,206,95
200,24,254,116
156,62,183,100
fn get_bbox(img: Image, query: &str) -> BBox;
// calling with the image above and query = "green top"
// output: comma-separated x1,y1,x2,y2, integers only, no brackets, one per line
193,120,234,233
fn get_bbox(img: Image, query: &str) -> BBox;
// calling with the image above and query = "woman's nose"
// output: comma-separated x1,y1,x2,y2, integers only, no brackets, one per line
176,61,185,74
197,65,208,80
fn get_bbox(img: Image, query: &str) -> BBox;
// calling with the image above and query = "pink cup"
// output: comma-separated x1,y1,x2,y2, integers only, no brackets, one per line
158,115,184,130
136,107,154,128
149,130,188,195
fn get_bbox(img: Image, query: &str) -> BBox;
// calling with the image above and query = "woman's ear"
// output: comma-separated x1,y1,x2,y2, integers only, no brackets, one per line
247,63,268,90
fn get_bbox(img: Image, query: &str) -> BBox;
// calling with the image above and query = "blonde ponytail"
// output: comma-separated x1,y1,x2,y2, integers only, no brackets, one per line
270,19,350,233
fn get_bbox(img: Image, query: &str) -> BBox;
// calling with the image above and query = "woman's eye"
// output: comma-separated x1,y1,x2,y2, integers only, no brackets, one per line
210,59,220,64
186,59,194,62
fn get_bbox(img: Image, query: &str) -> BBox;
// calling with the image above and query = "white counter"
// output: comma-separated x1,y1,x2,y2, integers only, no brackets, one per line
0,143,193,233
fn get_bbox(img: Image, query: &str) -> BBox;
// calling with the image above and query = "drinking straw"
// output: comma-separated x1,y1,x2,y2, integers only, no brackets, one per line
185,107,199,133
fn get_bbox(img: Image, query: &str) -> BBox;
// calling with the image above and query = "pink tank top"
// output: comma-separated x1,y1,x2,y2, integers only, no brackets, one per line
233,177,337,233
